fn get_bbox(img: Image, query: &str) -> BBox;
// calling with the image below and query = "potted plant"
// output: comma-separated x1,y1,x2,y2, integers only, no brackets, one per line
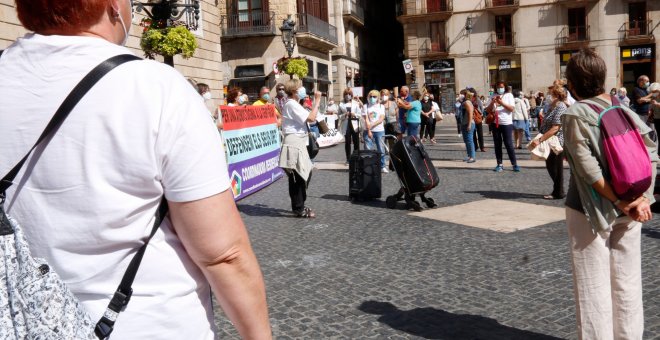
276,56,309,79
139,18,198,65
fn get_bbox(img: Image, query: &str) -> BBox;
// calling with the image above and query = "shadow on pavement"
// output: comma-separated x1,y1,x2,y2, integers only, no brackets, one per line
358,301,562,340
642,227,660,240
236,204,292,217
465,190,546,200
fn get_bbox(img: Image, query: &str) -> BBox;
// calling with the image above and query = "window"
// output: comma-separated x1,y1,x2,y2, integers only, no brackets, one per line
567,8,587,41
297,0,328,21
628,2,647,36
429,22,446,52
426,0,448,13
495,15,512,47
318,63,329,81
231,0,269,27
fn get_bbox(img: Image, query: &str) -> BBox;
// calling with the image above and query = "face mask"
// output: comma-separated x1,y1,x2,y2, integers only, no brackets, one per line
497,88,505,95
328,101,334,106
297,87,307,99
277,90,285,97
458,94,465,101
261,94,270,101
645,82,650,88
424,96,429,101
369,97,377,105
202,92,212,100
382,95,388,102
116,4,130,46
610,91,617,96
237,95,245,105
344,95,352,102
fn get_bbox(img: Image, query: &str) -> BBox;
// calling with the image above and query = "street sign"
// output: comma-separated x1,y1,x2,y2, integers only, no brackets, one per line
273,62,279,75
402,59,413,74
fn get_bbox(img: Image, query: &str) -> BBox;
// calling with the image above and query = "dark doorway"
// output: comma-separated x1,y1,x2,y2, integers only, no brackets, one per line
628,2,647,36
495,15,512,46
363,0,405,90
567,7,587,41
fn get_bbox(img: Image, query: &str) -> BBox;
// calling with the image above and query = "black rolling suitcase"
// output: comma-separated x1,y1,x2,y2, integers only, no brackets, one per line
390,135,439,194
348,118,381,200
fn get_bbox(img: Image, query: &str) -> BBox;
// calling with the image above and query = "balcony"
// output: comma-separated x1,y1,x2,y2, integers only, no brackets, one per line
332,42,359,61
485,0,519,15
555,0,599,8
396,0,453,24
295,13,338,52
220,11,276,39
485,32,516,54
419,37,449,58
343,0,365,26
619,20,655,45
555,25,590,49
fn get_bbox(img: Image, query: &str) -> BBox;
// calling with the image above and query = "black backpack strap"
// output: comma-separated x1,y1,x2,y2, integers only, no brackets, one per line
0,54,141,197
95,198,168,339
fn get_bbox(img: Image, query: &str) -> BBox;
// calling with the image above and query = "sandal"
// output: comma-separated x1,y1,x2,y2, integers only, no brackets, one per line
295,207,316,218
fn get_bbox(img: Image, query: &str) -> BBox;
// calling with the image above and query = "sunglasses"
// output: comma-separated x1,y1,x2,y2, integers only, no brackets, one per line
369,96,378,98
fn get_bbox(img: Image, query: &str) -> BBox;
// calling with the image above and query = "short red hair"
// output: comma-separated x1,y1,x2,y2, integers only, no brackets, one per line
16,0,108,33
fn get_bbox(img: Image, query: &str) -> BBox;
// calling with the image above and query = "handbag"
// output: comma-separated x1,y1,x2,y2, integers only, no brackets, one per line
473,106,483,124
0,54,167,340
317,120,329,135
485,108,499,127
306,123,320,159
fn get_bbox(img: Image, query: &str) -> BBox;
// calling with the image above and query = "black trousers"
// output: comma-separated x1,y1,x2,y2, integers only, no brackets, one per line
473,123,484,150
422,117,437,139
344,123,359,161
493,124,517,166
420,118,429,139
287,170,309,213
545,151,565,198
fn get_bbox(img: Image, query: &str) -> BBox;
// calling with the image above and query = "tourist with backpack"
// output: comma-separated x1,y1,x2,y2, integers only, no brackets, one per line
562,48,658,340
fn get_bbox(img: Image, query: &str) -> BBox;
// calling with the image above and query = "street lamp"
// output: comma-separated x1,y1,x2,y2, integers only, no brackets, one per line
465,16,474,35
133,0,201,66
279,15,297,58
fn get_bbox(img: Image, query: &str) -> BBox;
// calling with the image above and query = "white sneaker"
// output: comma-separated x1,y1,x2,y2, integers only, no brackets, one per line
381,167,389,173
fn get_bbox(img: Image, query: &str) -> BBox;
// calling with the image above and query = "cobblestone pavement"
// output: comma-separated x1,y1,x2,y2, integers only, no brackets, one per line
214,117,660,339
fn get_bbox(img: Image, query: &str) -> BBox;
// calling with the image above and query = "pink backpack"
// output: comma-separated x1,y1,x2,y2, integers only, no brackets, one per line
584,95,652,201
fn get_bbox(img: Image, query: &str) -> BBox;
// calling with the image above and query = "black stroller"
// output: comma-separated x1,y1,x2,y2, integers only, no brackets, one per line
384,135,439,211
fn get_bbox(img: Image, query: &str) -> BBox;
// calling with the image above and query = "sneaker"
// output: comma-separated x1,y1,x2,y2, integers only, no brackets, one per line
513,165,521,172
467,158,476,163
381,167,389,173
493,165,504,172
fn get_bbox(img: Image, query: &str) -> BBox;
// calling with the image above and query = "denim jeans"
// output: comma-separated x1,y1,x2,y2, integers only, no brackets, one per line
461,122,476,159
524,119,532,141
371,131,386,168
406,122,420,138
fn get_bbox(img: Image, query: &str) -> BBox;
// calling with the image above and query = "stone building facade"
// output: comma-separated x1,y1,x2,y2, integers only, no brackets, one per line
219,0,366,103
396,0,660,113
0,0,224,103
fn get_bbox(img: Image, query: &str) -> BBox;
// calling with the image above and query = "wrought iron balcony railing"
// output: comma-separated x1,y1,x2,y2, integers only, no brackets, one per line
220,11,276,38
296,13,338,45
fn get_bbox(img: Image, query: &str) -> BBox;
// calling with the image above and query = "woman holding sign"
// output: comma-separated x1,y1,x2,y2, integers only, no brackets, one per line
279,79,322,218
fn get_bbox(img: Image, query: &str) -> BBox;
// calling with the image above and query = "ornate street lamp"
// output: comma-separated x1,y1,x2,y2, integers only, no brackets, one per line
279,15,297,58
133,0,201,66
465,16,474,35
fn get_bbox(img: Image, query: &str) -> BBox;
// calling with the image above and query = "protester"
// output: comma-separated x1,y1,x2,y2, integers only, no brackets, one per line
460,89,476,163
467,88,485,152
428,94,442,143
226,87,243,106
609,88,618,96
650,82,660,146
396,86,412,135
397,90,423,137
617,87,631,108
486,81,520,172
633,75,653,123
253,86,271,105
280,79,321,218
563,48,657,340
196,82,218,122
0,0,272,338
382,89,399,138
419,92,433,142
274,83,288,113
364,90,388,173
530,85,567,199
339,88,363,164
522,92,532,142
512,89,528,149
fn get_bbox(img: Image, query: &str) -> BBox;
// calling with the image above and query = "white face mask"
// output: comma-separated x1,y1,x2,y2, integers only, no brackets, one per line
382,95,388,102
297,87,307,99
497,88,505,95
344,95,352,102
115,0,131,46
202,92,212,100
424,96,429,101
237,95,245,105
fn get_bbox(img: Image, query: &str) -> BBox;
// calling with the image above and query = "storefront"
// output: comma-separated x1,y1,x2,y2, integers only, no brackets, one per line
620,45,655,96
229,65,268,102
488,55,521,91
424,59,455,114
559,50,580,81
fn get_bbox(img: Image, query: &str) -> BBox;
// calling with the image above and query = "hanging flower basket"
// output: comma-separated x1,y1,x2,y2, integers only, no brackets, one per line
277,56,308,79
139,18,198,59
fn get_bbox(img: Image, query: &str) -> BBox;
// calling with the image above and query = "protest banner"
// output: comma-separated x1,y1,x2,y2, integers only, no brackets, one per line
220,104,284,201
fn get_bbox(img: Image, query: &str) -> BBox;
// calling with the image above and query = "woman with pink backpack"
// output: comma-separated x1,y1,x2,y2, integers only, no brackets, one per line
562,48,658,340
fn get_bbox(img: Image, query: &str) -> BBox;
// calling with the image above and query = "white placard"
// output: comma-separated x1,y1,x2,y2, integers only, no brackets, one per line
351,87,364,98
402,59,413,74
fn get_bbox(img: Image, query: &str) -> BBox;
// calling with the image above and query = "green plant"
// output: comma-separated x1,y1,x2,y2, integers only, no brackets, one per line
277,57,308,79
140,25,198,59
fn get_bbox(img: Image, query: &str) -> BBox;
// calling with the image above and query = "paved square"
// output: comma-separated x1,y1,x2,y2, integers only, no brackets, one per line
410,199,566,233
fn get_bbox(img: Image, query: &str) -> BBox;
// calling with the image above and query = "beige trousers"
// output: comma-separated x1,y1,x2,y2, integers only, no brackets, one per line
566,208,644,340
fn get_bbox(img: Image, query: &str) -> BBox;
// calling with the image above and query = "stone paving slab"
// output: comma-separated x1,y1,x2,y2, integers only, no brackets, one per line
410,199,566,233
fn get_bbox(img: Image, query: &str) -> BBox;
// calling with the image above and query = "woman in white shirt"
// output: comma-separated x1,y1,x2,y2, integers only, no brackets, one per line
364,90,388,173
486,81,520,172
279,79,321,218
